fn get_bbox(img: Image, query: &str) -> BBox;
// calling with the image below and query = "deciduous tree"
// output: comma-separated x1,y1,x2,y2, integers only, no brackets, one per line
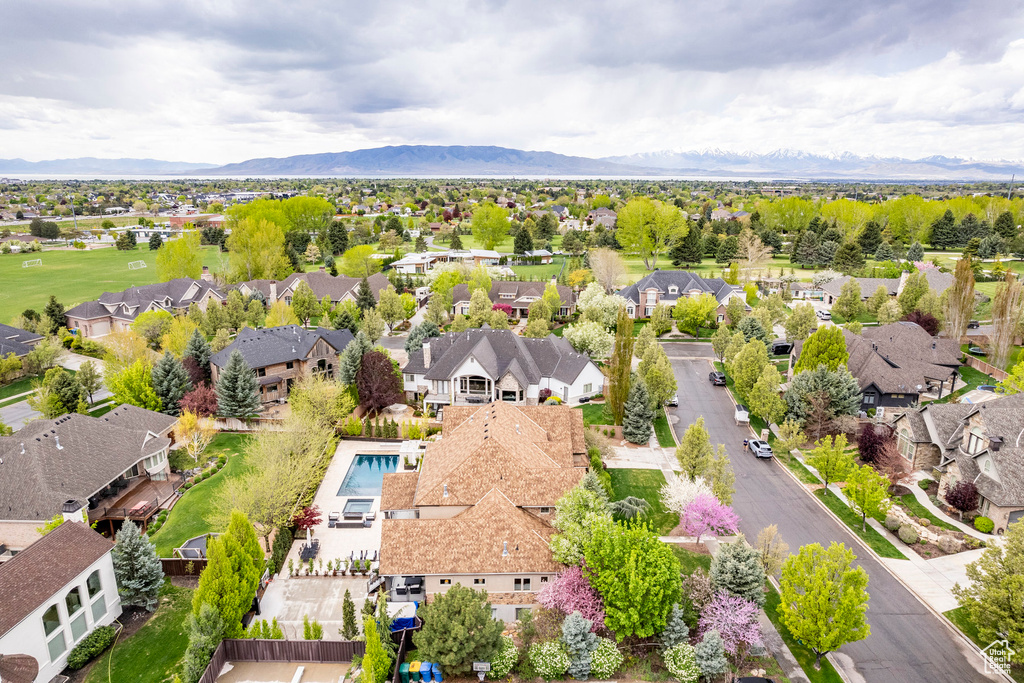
806,434,854,494
226,218,290,282
755,524,789,577
265,300,300,327
589,249,625,293
470,202,510,250
794,326,849,373
107,359,162,411
681,494,739,544
832,279,864,321
356,350,403,412
616,198,684,270
607,307,634,425
844,464,891,531
290,281,319,326
156,231,203,282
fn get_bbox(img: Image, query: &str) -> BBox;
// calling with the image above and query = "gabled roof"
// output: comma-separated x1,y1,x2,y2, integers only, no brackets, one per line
0,408,176,521
0,522,114,637
0,323,42,357
210,325,354,370
404,328,596,386
452,281,574,308
379,488,562,576
65,278,224,321
822,276,898,300
237,272,391,303
839,323,961,394
616,271,740,306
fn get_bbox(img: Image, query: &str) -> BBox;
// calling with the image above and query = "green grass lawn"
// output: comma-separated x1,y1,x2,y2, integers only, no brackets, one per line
653,411,676,447
608,468,678,535
812,489,905,560
574,402,614,425
670,544,712,575
927,364,995,405
150,433,249,557
0,245,225,324
510,258,565,281
85,581,193,683
0,374,39,401
765,583,845,683
897,494,960,532
944,607,1024,682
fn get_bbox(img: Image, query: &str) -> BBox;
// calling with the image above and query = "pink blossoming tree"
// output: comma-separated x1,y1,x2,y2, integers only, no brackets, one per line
699,591,763,666
537,564,605,630
681,494,739,544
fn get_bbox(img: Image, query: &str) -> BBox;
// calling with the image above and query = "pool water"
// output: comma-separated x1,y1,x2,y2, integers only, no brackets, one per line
337,455,399,496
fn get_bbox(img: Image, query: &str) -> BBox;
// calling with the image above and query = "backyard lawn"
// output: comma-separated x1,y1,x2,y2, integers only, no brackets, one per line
0,245,225,323
670,544,712,575
85,581,193,683
574,403,614,425
608,468,677,535
150,432,249,557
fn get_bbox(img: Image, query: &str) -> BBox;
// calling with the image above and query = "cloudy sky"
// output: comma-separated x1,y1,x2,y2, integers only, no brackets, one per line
3,0,1024,164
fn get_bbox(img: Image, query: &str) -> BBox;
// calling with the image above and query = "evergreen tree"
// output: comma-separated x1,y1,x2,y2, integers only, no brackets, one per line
414,234,428,252
148,232,163,250
608,307,634,425
994,210,1016,239
339,332,372,384
152,352,192,415
356,278,376,311
226,511,264,588
660,604,689,650
405,321,441,354
328,220,348,255
514,227,534,254
929,209,955,249
181,603,224,683
710,537,767,607
906,241,924,261
561,611,598,680
111,521,164,611
192,534,252,638
795,230,820,267
670,225,703,266
42,295,66,335
450,231,464,250
341,589,358,639
412,584,504,675
832,241,865,273
622,377,654,444
694,630,729,681
793,326,849,373
874,241,895,262
183,329,212,384
857,220,882,255
215,350,261,418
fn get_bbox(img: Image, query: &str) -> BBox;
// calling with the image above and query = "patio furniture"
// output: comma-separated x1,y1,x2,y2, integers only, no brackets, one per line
328,511,339,529
363,511,376,528
129,501,149,515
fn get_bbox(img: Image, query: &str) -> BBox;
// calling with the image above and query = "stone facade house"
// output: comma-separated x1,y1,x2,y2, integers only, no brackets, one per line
378,402,587,621
236,271,391,308
64,278,225,339
616,271,745,320
209,325,354,404
451,280,576,319
890,402,973,471
402,328,605,407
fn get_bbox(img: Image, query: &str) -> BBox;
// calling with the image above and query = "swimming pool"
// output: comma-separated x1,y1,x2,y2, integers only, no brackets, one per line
337,455,399,496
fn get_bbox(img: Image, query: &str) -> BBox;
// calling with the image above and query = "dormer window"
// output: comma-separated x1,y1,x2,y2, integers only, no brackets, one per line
668,286,678,294
967,428,984,455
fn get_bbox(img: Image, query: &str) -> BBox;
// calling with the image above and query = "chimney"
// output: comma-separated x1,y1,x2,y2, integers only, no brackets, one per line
201,265,212,282
319,266,326,273
423,341,431,369
55,435,63,450
989,436,1003,452
269,282,278,303
61,499,84,524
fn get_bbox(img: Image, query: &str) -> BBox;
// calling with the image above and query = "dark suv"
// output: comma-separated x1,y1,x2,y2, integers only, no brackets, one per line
709,371,727,386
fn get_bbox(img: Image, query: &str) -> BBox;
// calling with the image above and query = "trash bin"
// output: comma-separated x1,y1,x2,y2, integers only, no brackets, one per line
420,662,433,683
400,663,410,683
410,661,421,682
431,663,442,683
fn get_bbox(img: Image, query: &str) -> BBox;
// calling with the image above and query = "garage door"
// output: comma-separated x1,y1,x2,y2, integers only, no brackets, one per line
1009,509,1023,527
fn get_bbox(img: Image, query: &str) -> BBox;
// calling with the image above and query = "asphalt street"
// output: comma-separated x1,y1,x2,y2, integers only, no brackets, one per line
665,349,999,683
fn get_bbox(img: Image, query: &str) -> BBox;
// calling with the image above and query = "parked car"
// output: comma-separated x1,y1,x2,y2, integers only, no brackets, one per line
747,439,774,459
709,371,727,386
967,320,981,329
734,404,750,425
770,340,793,355
968,346,986,355
666,394,678,407
816,310,832,321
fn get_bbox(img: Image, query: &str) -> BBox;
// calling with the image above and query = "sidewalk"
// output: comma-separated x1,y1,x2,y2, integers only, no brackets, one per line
905,471,991,542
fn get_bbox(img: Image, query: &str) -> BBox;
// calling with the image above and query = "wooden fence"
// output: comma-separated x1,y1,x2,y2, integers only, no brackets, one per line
199,639,366,683
160,558,209,576
963,355,1009,381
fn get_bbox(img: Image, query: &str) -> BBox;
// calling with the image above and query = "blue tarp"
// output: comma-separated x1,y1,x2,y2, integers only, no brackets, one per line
392,617,417,631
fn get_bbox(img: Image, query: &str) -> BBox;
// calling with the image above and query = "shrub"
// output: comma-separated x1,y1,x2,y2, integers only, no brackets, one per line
898,525,919,544
270,526,293,575
528,640,570,680
662,643,700,683
974,516,994,533
589,639,623,679
66,625,118,669
884,514,901,532
919,518,931,528
918,479,933,490
182,482,193,490
937,535,960,554
487,635,518,679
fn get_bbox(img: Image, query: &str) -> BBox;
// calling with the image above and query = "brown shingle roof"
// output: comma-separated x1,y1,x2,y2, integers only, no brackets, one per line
378,488,561,576
380,472,419,510
0,522,114,637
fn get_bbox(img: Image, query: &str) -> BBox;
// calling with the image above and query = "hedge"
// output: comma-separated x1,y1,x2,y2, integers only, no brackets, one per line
66,625,118,669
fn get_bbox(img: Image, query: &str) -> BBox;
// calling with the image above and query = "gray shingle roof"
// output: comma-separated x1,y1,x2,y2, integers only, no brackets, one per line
239,272,391,304
616,271,739,306
210,325,354,370
0,323,42,357
452,281,574,308
0,407,176,521
65,278,224,321
405,328,596,385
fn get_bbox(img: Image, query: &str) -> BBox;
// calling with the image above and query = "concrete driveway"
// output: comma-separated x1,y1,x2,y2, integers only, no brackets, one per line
666,354,1000,683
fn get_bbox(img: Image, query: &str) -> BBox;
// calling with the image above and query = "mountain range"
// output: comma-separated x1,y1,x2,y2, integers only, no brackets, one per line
3,146,1023,180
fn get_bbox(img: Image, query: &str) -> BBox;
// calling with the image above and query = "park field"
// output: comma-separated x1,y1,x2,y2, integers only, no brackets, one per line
0,245,226,324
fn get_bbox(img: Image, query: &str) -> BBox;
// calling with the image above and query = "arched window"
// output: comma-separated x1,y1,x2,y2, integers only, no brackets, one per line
42,604,66,662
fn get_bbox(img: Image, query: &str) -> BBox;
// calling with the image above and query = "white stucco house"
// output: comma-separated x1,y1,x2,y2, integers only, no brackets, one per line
402,328,605,407
0,518,122,682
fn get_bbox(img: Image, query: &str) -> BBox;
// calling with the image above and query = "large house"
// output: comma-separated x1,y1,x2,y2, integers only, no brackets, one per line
0,323,42,359
791,322,961,411
0,520,122,682
378,401,587,620
64,278,225,339
388,249,504,275
894,393,1024,533
616,270,746,320
0,406,177,549
821,269,954,306
402,328,605,407
236,271,391,308
451,281,576,319
210,325,355,403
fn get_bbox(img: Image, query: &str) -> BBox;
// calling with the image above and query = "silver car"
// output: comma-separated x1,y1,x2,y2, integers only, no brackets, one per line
747,439,774,459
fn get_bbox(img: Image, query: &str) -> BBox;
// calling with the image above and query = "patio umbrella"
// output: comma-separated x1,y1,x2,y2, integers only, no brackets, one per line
0,654,38,683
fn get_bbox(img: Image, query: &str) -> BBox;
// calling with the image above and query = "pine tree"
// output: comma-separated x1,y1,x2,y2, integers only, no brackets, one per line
152,352,192,415
181,603,224,683
832,241,865,273
874,241,894,262
710,537,767,607
608,307,634,425
356,278,376,311
694,630,729,681
561,611,598,680
111,521,164,611
215,350,261,418
339,332,371,384
994,210,1016,239
183,329,212,384
149,232,163,250
660,604,689,650
906,241,924,261
414,235,428,252
671,224,704,266
929,210,955,249
795,230,820,267
514,228,534,254
622,377,654,444
341,589,358,639
450,231,464,250
857,220,882,255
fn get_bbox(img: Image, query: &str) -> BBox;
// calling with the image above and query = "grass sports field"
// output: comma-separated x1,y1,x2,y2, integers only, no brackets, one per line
0,245,226,324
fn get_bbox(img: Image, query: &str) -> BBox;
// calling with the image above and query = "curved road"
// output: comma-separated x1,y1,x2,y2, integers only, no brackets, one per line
663,347,999,683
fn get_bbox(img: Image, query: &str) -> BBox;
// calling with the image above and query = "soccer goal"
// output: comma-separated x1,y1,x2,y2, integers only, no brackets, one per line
22,259,42,268
128,260,147,270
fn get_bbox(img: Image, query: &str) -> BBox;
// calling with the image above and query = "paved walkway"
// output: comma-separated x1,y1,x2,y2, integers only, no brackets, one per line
904,471,991,541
